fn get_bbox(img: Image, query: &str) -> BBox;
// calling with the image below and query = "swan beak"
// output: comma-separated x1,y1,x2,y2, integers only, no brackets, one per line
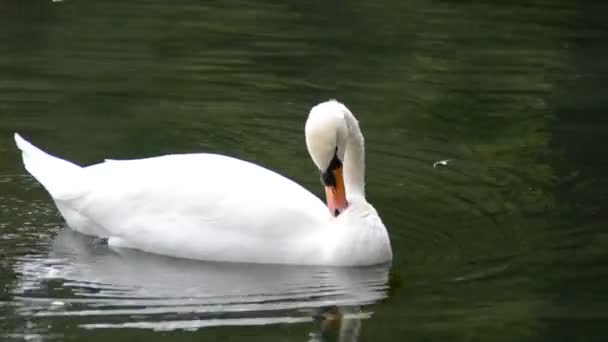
324,166,348,217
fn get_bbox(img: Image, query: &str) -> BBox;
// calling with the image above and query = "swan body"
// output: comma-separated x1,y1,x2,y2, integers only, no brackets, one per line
14,100,392,266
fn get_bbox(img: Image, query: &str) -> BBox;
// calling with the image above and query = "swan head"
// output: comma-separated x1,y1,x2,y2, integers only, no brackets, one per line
305,100,351,217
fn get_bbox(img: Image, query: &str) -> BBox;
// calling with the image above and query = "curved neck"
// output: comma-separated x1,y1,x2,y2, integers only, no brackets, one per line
343,113,366,198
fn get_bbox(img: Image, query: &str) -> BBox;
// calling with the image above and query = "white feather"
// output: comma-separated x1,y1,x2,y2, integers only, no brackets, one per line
14,101,392,266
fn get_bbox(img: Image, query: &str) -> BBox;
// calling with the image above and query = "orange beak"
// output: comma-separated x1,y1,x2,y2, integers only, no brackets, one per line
324,166,348,216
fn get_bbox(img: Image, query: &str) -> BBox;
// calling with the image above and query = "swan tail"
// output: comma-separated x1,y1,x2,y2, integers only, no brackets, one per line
14,133,84,200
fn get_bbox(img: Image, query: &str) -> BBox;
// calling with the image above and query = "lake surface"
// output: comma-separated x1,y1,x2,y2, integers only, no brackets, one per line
2,0,608,341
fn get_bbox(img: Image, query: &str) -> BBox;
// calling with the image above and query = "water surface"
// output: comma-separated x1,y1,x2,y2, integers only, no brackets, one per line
1,0,608,341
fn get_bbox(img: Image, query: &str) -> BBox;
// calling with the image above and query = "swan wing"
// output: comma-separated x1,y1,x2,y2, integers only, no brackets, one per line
59,154,332,264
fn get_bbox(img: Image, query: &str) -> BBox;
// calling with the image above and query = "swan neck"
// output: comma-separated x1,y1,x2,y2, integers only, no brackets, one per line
344,114,365,197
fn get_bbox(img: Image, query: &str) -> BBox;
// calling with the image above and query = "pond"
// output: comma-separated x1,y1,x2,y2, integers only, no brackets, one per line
1,0,607,341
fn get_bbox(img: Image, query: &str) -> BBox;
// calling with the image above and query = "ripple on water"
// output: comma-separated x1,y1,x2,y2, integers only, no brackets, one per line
7,228,390,333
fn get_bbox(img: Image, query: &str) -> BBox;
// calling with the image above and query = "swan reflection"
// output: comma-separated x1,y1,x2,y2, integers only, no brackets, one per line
13,229,390,340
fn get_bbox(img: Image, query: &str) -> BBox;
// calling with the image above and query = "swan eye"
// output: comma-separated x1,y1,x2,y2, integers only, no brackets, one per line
327,148,342,169
319,149,342,186
321,170,335,187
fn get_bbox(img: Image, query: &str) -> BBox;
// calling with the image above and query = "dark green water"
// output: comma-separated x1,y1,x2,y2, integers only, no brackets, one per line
2,0,608,340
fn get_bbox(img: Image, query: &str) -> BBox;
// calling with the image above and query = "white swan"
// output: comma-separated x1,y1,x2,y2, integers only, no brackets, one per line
14,100,392,266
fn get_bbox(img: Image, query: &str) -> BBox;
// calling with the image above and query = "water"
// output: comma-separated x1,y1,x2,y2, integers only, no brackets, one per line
1,0,608,340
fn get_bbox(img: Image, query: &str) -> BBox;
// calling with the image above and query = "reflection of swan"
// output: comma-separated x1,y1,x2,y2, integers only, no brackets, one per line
13,229,389,333
310,306,366,342
14,100,392,266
